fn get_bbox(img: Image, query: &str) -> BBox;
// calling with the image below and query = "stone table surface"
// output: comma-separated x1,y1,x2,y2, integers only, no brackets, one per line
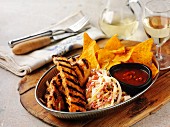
0,0,170,127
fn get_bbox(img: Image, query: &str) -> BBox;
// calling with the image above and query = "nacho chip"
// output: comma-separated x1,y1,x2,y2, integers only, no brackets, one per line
149,63,159,78
104,34,123,50
105,61,121,70
82,32,93,52
96,49,115,68
80,40,100,69
130,38,154,66
113,47,134,62
110,46,125,54
101,62,110,70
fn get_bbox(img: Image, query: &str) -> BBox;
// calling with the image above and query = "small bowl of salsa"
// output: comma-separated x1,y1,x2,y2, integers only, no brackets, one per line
109,63,152,96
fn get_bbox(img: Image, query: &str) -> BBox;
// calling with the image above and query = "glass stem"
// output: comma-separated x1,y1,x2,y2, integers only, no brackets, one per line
156,44,163,61
154,37,163,61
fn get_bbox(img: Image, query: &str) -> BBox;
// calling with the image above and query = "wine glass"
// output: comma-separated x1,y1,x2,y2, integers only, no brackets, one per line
142,0,170,70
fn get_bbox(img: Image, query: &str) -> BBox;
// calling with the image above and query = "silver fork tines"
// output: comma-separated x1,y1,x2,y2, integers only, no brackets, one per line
52,16,89,34
67,16,89,32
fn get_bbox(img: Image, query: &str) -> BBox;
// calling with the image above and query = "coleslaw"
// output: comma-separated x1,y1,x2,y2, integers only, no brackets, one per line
86,69,131,110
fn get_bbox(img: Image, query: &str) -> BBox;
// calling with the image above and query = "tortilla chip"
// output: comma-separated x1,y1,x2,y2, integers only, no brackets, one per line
110,46,125,54
149,63,159,78
82,32,93,52
101,62,110,70
130,38,154,66
104,34,123,50
106,61,121,70
80,40,100,69
113,47,134,62
96,49,115,68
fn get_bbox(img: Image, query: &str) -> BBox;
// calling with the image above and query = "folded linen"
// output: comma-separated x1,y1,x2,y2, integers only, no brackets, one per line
0,11,105,76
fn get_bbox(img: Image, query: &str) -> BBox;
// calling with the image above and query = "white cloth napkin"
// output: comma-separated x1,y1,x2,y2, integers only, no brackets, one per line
0,11,106,76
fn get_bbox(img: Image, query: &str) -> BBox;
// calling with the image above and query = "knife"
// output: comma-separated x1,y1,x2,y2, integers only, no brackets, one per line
11,26,91,55
11,32,80,55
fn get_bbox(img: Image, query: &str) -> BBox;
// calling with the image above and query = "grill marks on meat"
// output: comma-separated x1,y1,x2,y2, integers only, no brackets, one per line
71,58,91,87
52,56,91,112
45,76,65,111
68,56,79,64
53,73,65,96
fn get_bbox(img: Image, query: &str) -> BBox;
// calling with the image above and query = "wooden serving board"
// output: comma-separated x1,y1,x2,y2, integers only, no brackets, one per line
18,39,170,127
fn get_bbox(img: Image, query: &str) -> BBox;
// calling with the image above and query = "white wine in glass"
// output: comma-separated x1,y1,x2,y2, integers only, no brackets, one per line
142,0,170,70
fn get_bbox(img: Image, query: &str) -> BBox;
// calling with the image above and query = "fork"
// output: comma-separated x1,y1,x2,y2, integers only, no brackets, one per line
8,16,90,48
52,16,89,34
11,16,90,55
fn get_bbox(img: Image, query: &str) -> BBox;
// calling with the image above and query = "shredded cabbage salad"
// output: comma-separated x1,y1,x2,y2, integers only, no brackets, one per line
86,69,131,110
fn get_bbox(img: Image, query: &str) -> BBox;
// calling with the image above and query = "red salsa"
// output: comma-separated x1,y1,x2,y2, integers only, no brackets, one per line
113,68,149,86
